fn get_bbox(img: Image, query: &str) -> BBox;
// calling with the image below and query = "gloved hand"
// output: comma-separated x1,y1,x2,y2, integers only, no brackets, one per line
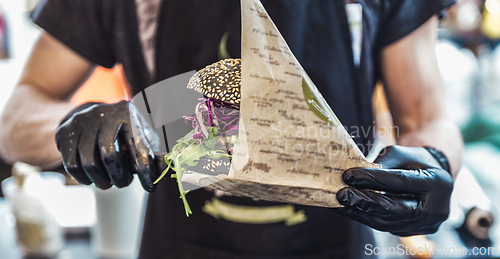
55,101,160,192
336,145,453,236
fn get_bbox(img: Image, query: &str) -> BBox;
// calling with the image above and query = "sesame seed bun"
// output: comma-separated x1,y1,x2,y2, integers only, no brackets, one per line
187,58,241,105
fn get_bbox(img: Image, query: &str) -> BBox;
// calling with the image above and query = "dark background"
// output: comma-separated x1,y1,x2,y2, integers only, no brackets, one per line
0,158,12,197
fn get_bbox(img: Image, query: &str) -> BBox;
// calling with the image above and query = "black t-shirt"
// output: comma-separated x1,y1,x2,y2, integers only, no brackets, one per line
32,0,453,258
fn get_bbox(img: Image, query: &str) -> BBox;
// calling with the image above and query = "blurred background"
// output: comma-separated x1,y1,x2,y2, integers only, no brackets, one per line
0,0,499,258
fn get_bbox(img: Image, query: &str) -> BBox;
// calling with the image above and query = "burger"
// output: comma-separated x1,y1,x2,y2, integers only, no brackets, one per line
154,58,242,216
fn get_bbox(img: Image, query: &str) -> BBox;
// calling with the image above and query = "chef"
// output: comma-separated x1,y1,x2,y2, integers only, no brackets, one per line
0,0,462,258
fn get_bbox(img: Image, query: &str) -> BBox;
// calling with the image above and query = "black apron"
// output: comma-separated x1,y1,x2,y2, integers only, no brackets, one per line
139,1,379,258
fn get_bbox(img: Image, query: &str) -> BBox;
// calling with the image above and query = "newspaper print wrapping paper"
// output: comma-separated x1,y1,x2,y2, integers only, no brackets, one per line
198,0,380,207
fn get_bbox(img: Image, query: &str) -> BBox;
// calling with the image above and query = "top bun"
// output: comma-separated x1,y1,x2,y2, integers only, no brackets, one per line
187,58,241,105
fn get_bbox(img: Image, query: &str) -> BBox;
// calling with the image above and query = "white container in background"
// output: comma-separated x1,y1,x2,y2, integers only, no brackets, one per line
1,162,65,257
91,175,147,259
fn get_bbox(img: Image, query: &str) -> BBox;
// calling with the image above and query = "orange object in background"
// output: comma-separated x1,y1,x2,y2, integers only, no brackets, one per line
70,65,131,105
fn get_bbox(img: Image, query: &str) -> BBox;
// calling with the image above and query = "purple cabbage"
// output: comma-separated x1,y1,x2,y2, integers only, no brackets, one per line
184,98,240,140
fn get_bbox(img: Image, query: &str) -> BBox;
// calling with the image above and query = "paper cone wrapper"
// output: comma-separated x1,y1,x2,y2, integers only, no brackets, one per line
192,0,380,208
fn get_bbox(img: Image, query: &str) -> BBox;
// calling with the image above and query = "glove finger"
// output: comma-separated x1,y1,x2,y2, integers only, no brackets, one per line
336,187,422,221
98,123,134,188
57,132,92,185
374,145,442,170
122,120,157,192
337,188,442,236
77,132,112,189
343,167,433,194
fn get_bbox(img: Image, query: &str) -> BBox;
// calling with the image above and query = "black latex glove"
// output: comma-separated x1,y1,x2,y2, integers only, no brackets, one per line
55,101,160,192
336,145,454,236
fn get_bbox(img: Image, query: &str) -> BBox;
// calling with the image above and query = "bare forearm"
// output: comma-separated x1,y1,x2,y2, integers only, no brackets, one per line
397,118,463,178
0,84,77,168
